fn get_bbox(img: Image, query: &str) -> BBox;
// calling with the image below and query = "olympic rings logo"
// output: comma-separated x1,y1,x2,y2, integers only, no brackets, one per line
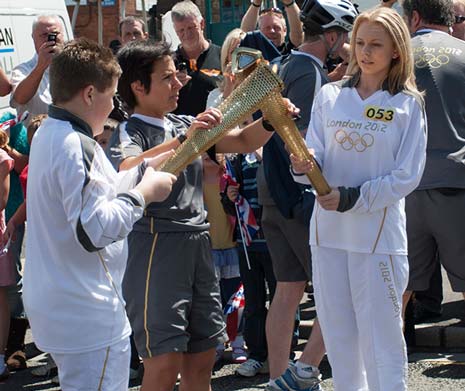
334,130,374,152
415,53,449,69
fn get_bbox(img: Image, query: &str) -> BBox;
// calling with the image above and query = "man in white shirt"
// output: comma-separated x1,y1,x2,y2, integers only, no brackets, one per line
10,15,64,119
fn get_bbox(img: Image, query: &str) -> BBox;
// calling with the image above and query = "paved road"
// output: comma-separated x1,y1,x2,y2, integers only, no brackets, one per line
3,267,462,390
2,351,464,390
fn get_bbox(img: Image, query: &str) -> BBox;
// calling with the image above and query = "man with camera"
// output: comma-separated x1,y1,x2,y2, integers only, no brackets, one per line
10,15,64,119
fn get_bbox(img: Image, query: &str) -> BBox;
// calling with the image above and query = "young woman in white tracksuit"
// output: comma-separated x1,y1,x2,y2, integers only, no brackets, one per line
291,7,426,391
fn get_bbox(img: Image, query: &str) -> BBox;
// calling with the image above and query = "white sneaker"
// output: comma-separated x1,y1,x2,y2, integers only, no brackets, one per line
235,358,269,377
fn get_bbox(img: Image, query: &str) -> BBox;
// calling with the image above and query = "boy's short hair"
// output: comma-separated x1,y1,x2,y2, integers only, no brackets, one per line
27,114,48,145
117,40,172,110
50,38,121,104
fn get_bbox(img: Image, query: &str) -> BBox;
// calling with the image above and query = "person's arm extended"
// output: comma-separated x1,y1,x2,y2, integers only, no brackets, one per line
12,66,47,105
119,137,181,171
283,1,304,47
59,136,176,252
217,118,274,153
2,202,26,247
217,98,300,153
241,0,261,32
3,146,28,174
0,68,11,97
11,41,55,106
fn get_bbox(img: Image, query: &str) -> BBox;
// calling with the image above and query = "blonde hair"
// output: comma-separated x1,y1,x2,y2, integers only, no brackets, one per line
220,28,246,73
346,7,420,97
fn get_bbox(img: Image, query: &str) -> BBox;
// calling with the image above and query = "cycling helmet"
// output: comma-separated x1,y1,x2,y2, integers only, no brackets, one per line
300,0,358,34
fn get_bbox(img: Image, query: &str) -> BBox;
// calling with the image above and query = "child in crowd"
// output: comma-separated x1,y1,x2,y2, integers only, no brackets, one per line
203,153,246,364
291,7,426,391
221,149,277,377
0,129,14,380
22,38,176,390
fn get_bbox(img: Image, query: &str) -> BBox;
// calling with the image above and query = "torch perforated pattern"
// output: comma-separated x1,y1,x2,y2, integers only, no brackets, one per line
158,62,283,175
262,94,331,196
158,62,331,195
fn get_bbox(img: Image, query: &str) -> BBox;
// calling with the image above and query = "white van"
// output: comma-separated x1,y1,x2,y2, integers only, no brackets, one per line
0,0,73,114
356,0,403,13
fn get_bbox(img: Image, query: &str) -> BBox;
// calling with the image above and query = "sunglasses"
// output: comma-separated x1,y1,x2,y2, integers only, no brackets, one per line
455,15,465,24
259,7,283,16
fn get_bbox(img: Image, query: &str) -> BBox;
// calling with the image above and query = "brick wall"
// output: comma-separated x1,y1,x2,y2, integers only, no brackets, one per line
66,0,209,47
67,2,122,46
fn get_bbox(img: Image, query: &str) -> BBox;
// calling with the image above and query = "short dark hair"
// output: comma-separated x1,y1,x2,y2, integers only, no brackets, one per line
403,0,455,27
118,16,146,36
50,38,121,104
303,25,345,42
117,40,172,109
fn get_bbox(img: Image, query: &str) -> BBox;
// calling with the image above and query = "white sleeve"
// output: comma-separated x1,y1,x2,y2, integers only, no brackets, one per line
57,135,143,253
9,63,28,109
349,99,427,214
292,89,325,185
206,88,222,108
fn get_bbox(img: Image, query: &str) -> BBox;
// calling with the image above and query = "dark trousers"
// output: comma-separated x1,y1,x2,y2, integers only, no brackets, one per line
239,249,277,362
416,260,443,314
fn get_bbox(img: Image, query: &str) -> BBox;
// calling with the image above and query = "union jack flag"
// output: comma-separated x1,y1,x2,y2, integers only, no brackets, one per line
224,283,245,342
224,283,245,316
0,111,29,134
222,158,259,246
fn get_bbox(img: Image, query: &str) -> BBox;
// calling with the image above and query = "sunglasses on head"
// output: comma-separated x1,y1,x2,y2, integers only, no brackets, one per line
259,7,283,16
455,15,465,24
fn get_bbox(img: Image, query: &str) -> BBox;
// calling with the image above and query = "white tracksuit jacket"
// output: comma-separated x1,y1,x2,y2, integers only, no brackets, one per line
24,106,145,354
295,82,427,255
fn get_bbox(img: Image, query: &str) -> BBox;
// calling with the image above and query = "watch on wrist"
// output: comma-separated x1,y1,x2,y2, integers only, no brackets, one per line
261,118,275,132
283,0,295,7
177,132,187,144
250,0,261,7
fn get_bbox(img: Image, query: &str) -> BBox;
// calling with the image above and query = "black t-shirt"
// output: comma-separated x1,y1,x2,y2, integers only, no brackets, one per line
174,42,221,116
276,39,295,56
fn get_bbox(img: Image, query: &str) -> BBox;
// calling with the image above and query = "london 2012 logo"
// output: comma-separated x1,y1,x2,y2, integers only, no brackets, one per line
415,53,449,69
334,130,374,152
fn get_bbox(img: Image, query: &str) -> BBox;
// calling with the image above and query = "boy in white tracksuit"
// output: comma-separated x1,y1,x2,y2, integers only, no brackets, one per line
23,39,176,390
291,8,427,391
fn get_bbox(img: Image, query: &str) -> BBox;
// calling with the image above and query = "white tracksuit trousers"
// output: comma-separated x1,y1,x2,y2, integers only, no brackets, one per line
312,246,408,391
